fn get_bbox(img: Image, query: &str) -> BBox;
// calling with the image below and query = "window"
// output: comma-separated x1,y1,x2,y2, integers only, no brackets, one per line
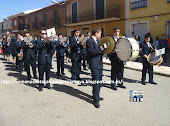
131,0,148,10
95,0,105,20
54,10,59,24
35,16,38,26
14,20,17,26
20,19,23,24
43,13,47,26
25,18,28,25
72,2,78,23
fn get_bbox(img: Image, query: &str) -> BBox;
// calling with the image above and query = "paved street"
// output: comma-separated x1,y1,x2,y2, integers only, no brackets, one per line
0,54,170,126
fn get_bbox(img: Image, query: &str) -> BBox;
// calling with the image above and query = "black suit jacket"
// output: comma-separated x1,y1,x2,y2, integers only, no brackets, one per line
55,40,66,57
140,41,155,62
69,37,83,61
86,37,103,69
36,39,55,65
22,40,37,62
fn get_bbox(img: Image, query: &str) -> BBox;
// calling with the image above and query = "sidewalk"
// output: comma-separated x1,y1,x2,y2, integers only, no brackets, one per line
103,58,170,77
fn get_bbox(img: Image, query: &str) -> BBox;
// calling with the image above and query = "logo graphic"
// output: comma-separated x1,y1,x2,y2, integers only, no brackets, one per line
129,90,143,102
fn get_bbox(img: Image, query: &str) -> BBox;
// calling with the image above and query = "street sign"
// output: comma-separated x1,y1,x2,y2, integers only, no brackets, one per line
6,31,10,35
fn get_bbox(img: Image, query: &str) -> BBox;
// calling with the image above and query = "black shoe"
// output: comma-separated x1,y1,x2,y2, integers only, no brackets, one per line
45,84,52,89
38,86,43,92
111,83,117,91
93,102,100,108
92,96,104,101
34,75,38,79
141,81,146,85
117,84,126,89
61,72,65,75
56,72,61,76
76,77,81,81
149,81,157,85
27,77,31,81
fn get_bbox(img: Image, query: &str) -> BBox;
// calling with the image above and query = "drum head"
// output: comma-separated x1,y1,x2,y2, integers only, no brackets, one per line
116,38,131,61
148,52,161,63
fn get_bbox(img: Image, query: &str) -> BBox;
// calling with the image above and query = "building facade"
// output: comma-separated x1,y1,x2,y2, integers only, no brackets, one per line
11,9,40,37
29,1,67,37
127,0,170,43
65,0,126,37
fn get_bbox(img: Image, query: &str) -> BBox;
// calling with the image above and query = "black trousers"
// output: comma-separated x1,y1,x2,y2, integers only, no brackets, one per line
82,54,87,69
16,56,24,72
111,59,124,82
38,64,51,86
91,68,103,104
25,59,37,77
57,56,64,73
142,60,153,82
71,54,81,80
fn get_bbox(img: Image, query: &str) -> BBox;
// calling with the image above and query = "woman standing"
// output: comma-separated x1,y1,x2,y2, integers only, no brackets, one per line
4,37,11,61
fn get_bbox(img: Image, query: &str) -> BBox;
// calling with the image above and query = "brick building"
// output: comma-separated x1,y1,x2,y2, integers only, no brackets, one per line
29,1,67,37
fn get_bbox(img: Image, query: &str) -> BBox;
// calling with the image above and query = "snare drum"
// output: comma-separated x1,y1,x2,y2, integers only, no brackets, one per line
115,38,140,62
148,52,163,66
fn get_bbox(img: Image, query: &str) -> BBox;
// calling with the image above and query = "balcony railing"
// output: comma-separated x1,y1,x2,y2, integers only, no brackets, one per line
2,29,12,33
50,18,60,27
31,19,60,30
18,24,29,31
67,5,120,24
32,23,39,29
40,21,49,28
131,0,148,10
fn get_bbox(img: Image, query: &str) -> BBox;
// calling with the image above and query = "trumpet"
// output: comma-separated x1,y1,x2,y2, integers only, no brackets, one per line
79,37,88,48
59,37,67,47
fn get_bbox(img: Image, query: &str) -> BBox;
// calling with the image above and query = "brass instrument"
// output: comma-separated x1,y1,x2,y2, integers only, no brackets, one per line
24,36,33,48
18,49,23,61
59,37,67,47
79,37,88,48
98,36,115,54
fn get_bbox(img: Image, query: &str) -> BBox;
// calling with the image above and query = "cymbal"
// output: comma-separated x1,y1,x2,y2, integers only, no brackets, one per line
99,36,115,54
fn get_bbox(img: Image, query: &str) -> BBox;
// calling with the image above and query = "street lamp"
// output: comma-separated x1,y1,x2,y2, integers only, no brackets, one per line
52,0,67,5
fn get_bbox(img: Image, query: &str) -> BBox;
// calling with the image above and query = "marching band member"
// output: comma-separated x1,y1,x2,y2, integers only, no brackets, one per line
3,37,11,61
86,28,107,108
80,34,87,70
22,32,38,80
55,33,66,76
140,34,157,85
65,38,71,64
15,36,24,73
69,29,83,81
36,30,55,91
110,27,126,91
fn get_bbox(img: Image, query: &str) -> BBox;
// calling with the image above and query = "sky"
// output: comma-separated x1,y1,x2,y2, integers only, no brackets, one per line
0,0,61,22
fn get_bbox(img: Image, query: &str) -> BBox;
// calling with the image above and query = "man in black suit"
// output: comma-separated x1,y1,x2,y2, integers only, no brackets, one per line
140,34,157,85
69,29,83,81
22,32,38,80
109,27,126,91
86,28,107,108
36,30,55,91
55,33,66,76
15,36,24,73
80,34,87,70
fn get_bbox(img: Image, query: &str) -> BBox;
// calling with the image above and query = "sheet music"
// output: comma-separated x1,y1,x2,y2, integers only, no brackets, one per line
155,48,165,56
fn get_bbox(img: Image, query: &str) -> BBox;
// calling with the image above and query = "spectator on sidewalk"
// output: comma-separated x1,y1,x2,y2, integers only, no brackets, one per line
153,37,159,49
135,34,141,43
158,34,168,64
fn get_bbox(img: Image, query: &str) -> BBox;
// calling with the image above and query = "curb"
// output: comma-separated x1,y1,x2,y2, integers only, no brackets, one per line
103,62,170,77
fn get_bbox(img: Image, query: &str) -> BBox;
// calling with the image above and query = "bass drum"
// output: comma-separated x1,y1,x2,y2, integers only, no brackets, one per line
115,38,140,62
